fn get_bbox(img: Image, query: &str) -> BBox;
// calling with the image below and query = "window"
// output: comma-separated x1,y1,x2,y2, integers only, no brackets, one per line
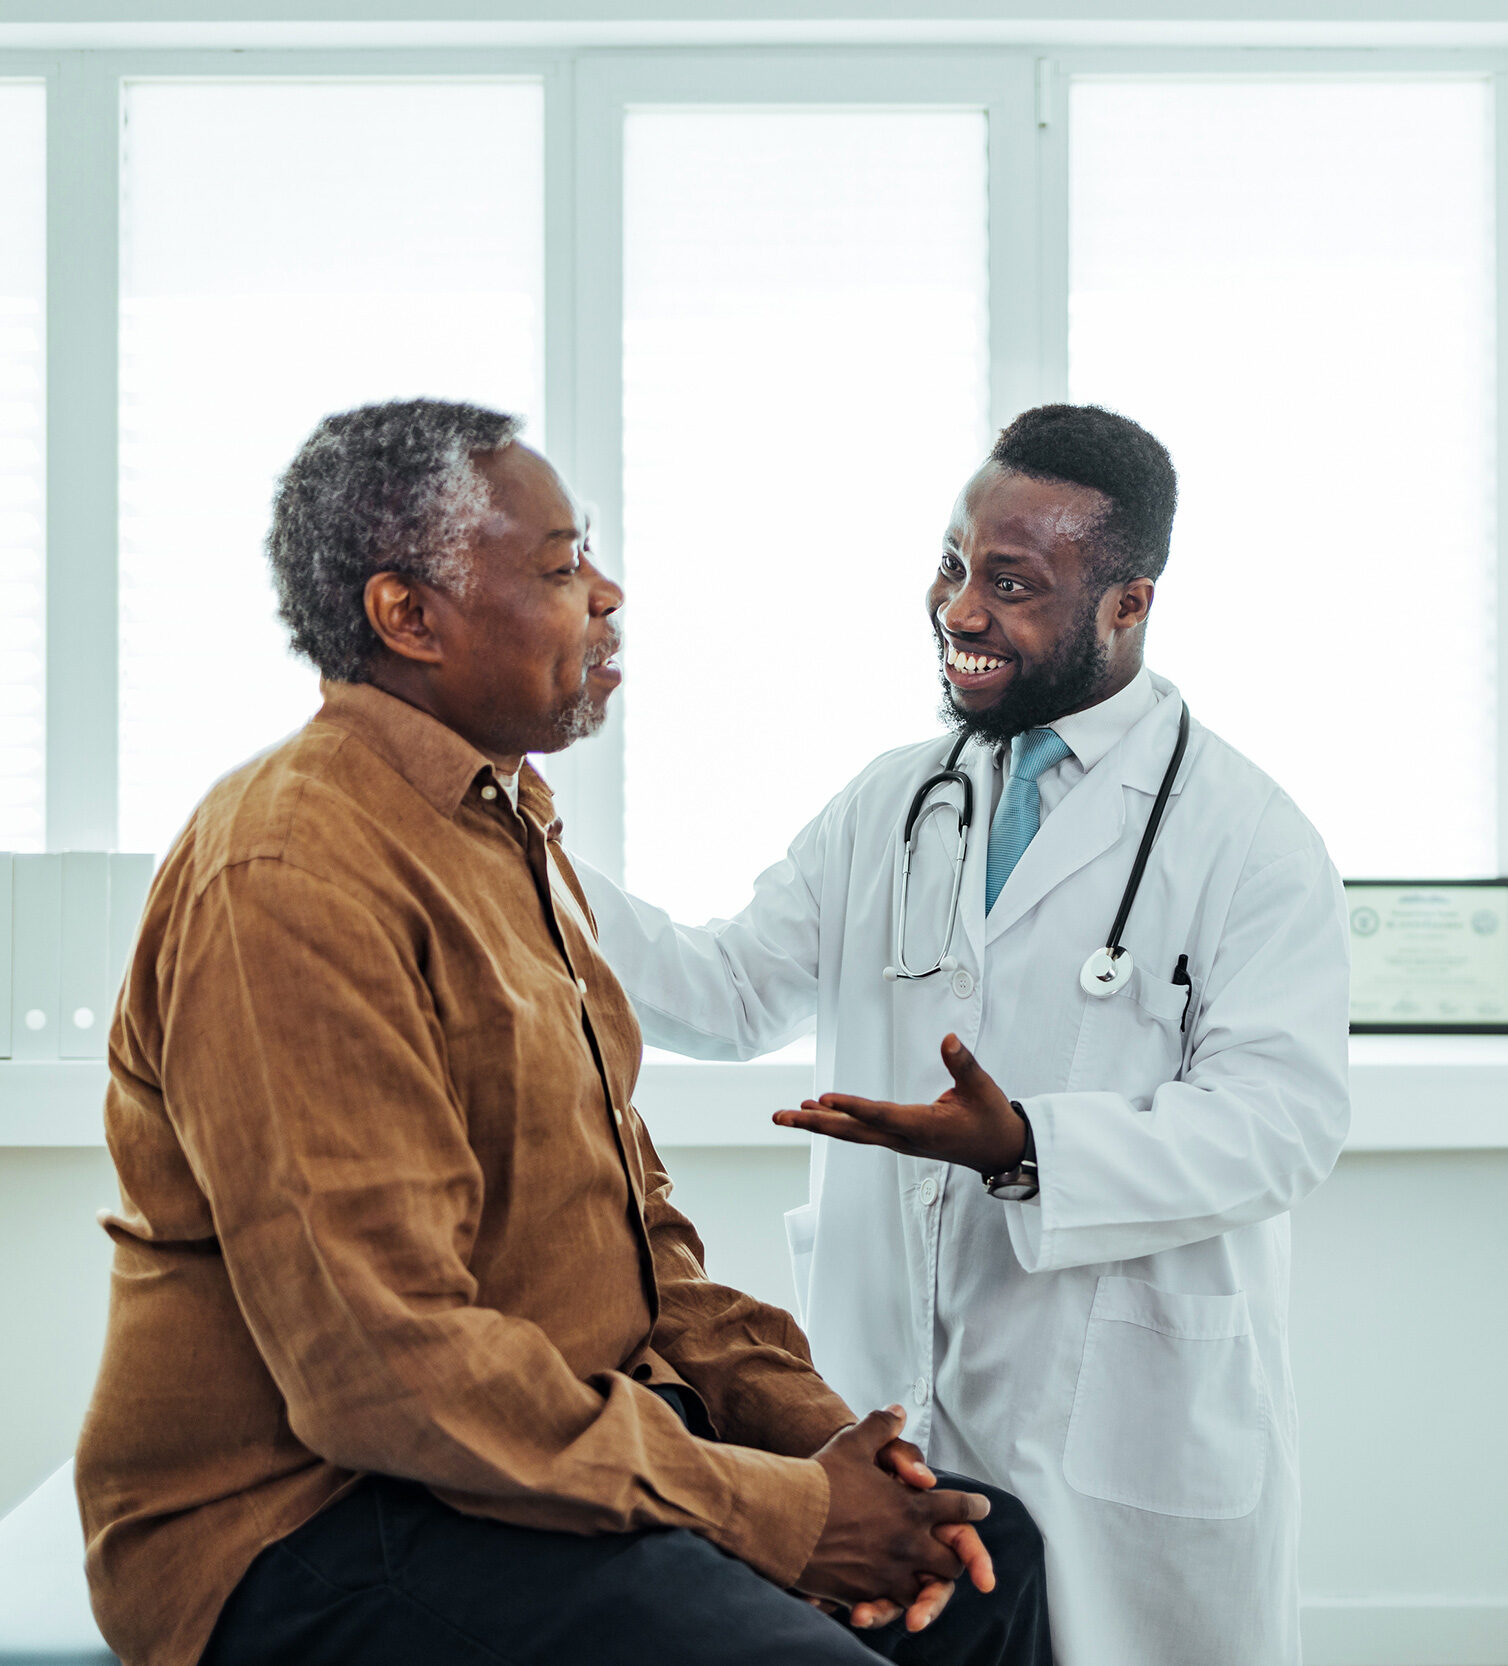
0,83,46,852
1068,78,1497,877
118,78,545,854
621,108,990,921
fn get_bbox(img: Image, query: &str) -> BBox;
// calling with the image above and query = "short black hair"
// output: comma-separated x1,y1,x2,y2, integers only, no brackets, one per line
268,398,521,683
989,403,1177,588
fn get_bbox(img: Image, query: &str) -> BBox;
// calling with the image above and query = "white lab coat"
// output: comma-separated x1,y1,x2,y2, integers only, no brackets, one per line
576,674,1350,1666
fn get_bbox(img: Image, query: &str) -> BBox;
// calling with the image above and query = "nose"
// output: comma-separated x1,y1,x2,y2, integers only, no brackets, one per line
586,560,623,617
938,586,989,639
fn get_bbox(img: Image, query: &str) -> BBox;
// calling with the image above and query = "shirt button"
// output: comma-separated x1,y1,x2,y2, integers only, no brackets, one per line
950,968,974,999
919,1177,939,1206
912,1376,930,1406
479,783,498,801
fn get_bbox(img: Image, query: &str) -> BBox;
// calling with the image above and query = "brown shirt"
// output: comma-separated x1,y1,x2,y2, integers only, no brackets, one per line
76,681,853,1666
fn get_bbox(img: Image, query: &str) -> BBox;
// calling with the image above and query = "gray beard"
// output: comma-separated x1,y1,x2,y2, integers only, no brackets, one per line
554,683,609,747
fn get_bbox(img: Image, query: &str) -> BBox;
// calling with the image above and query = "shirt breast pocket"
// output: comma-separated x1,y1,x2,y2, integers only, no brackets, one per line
1066,964,1190,1097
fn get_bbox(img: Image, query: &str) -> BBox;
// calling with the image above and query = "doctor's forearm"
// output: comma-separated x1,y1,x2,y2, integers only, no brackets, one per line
1009,1078,1349,1271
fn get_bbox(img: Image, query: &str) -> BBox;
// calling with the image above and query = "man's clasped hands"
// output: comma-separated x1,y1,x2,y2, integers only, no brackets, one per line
800,1405,995,1634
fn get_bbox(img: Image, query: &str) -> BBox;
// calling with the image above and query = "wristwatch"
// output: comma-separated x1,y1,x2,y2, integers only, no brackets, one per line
982,1102,1039,1201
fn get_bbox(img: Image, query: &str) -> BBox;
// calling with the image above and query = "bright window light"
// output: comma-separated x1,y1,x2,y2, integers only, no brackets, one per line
119,79,545,855
622,109,990,922
1069,78,1496,878
0,83,46,852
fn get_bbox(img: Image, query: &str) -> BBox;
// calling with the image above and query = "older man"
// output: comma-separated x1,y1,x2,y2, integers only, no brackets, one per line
75,399,1050,1666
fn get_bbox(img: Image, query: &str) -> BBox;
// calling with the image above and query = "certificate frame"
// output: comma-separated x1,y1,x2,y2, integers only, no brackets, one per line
1344,878,1508,1035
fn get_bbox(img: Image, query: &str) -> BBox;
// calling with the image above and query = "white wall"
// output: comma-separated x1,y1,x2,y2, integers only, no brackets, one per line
4,1141,1505,1664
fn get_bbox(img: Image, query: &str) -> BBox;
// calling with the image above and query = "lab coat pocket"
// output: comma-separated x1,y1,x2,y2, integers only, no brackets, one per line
1063,1276,1267,1519
1067,967,1188,1096
784,1203,818,1327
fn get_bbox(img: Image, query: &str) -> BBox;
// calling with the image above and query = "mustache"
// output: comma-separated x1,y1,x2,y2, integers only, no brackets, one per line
586,628,624,668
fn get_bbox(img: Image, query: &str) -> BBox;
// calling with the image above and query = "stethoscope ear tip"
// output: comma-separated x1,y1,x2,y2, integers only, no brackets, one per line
882,966,900,982
939,955,959,973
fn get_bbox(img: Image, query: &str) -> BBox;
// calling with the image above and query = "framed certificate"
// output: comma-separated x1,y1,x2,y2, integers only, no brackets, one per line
1345,879,1508,1033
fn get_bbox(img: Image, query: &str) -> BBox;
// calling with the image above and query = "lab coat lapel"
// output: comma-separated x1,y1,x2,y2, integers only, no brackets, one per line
953,735,996,964
983,765,1125,944
982,686,1188,947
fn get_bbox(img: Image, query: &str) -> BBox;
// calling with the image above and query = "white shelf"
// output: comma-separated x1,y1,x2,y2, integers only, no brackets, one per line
2,1038,1505,1151
1343,1034,1508,1152
0,1060,108,1146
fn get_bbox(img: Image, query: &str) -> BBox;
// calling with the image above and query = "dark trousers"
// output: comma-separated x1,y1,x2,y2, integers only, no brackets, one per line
202,1398,1050,1666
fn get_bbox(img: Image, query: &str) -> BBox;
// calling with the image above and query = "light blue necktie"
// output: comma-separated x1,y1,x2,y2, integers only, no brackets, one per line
985,728,1073,912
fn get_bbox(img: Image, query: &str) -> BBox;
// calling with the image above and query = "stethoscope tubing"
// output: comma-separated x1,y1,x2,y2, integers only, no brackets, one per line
888,701,1192,985
1103,700,1191,958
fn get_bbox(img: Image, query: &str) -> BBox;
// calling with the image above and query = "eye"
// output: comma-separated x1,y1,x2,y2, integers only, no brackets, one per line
939,551,964,577
997,576,1026,595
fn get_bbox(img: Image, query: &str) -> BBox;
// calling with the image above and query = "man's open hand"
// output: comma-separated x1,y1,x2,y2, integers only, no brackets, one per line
774,1035,1025,1177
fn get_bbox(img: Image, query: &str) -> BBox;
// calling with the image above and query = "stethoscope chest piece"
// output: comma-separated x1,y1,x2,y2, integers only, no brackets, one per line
1080,946,1133,999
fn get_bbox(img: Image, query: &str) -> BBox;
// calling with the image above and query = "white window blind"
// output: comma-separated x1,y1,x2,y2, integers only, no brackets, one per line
1069,78,1497,878
622,108,990,922
119,78,545,855
0,83,46,852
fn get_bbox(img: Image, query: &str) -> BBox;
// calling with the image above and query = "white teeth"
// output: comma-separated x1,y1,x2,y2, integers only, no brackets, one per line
947,645,1009,674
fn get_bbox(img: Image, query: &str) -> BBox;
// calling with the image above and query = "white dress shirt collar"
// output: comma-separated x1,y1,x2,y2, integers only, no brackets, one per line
1048,665,1158,773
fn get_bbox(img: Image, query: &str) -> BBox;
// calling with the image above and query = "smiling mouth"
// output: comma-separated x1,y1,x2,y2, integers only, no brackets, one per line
943,642,1015,685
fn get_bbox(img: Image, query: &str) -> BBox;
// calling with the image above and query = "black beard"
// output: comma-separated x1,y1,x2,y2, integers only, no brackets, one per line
938,598,1109,750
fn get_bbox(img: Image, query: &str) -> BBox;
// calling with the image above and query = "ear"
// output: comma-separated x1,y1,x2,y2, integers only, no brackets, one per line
1108,577,1154,633
364,572,445,666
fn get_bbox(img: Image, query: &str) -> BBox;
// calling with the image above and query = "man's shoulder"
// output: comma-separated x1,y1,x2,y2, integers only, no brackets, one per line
1186,719,1334,877
167,716,410,903
833,734,963,811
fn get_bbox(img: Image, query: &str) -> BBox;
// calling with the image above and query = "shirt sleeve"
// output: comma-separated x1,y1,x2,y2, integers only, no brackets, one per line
1005,818,1352,1273
160,858,830,1587
571,803,833,1061
630,1113,856,1457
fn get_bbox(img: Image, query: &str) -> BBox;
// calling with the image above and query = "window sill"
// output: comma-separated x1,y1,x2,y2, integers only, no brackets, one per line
1,1036,1504,1150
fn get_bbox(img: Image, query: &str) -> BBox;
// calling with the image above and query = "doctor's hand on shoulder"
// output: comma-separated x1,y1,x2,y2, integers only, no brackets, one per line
774,1035,1025,1177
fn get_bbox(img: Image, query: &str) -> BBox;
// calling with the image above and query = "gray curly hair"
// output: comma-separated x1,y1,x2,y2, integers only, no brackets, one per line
267,398,522,682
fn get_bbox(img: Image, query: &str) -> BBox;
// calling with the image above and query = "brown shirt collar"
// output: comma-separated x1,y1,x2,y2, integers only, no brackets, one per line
316,677,557,825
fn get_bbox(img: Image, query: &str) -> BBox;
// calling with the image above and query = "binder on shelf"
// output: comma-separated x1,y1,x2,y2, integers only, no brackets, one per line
2,852,157,1068
11,855,63,1063
61,854,110,1060
0,857,11,1060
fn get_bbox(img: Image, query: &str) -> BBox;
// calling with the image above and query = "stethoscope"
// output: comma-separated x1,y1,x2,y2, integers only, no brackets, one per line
883,702,1191,999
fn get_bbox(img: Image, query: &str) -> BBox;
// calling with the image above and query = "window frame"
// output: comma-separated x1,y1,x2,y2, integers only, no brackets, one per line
2,40,1506,1154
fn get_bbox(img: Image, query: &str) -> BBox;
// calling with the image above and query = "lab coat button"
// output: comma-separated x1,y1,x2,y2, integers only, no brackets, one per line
576,977,588,995
950,968,974,999
919,1177,939,1206
912,1376,930,1406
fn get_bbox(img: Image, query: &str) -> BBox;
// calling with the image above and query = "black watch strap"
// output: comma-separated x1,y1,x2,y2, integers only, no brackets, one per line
982,1101,1039,1201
